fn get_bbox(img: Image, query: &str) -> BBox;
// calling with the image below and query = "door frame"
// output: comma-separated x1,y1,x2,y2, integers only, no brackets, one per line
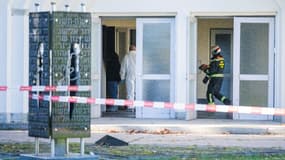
233,17,275,120
136,18,175,118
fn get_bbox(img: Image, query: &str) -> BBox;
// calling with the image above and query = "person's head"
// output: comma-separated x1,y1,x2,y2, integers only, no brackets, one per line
38,42,44,54
129,45,136,51
70,42,81,54
211,45,221,56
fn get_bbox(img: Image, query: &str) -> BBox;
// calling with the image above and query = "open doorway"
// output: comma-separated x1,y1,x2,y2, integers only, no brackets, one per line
101,17,136,118
195,17,275,120
196,18,234,119
100,17,175,119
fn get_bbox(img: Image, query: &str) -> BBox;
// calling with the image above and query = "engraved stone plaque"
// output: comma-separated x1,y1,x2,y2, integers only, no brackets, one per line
29,12,51,138
28,12,91,139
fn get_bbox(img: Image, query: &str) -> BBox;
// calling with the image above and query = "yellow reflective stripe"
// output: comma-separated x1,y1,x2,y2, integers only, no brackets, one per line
210,74,224,77
209,93,213,103
221,96,226,102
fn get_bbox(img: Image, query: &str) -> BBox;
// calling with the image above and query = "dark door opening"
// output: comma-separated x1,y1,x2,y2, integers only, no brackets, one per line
196,18,233,119
102,23,136,118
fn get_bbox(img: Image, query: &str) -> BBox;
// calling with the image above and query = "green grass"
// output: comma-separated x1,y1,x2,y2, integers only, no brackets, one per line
0,143,285,160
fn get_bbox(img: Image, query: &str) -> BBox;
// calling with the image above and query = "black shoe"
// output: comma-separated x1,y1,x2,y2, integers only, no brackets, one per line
223,99,231,105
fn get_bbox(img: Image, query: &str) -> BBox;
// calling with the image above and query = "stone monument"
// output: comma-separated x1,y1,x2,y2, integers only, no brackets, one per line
21,2,96,159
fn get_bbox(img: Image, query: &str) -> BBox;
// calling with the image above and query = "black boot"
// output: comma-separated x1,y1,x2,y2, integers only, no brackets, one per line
223,98,231,105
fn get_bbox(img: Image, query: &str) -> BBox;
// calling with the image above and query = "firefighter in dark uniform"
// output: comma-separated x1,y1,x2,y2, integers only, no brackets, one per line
199,45,231,105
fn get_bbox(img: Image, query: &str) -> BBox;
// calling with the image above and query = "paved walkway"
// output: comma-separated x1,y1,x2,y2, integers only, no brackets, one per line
1,118,285,149
91,118,285,134
1,131,285,149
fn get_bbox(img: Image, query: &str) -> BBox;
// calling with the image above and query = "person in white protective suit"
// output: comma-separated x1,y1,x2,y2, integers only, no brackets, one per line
120,45,136,100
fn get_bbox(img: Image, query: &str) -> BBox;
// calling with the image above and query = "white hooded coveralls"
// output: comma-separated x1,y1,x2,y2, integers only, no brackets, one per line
120,50,136,100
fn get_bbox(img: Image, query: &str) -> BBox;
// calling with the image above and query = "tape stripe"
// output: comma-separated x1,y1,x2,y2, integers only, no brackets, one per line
27,94,285,116
45,86,57,91
185,104,195,110
59,96,69,103
164,102,174,109
144,101,154,107
0,86,8,91
195,104,207,111
0,86,91,91
153,102,165,109
173,103,185,111
51,96,59,102
114,99,125,106
134,100,144,107
206,105,216,112
87,98,96,104
20,86,32,91
105,99,115,105
124,100,134,106
216,105,229,113
32,86,45,91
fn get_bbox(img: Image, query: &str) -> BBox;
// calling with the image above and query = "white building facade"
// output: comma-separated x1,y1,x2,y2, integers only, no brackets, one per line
0,0,285,123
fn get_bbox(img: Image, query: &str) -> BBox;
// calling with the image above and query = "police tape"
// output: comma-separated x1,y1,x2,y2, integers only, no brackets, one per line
0,86,7,91
30,94,285,116
0,85,91,91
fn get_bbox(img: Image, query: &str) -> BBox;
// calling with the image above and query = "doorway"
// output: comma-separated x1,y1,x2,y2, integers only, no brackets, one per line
197,18,233,119
196,17,275,120
101,17,136,118
100,17,176,119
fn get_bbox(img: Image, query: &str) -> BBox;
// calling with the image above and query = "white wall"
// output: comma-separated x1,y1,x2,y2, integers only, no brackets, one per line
10,10,29,122
0,0,29,123
275,0,285,122
0,0,11,122
1,0,284,122
24,0,279,13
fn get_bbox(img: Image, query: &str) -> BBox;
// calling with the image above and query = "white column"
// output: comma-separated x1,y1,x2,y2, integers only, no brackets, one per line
23,8,29,116
281,5,285,123
174,10,189,119
276,0,285,123
91,15,102,118
187,15,198,120
9,8,29,123
0,0,12,123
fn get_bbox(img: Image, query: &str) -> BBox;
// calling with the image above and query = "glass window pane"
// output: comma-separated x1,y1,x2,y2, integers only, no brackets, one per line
119,32,126,53
240,81,268,107
215,34,232,100
130,29,136,46
220,77,232,100
216,34,232,74
143,80,170,102
240,23,269,74
143,23,170,74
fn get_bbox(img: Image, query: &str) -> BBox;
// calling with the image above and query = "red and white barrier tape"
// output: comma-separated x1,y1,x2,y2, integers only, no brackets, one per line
0,86,7,91
30,94,285,116
0,85,91,92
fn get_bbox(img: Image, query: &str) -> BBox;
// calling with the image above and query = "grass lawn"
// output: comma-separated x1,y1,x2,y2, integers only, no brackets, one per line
0,143,285,159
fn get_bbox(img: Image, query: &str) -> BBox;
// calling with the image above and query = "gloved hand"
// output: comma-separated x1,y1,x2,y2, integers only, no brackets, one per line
202,76,209,84
199,64,209,71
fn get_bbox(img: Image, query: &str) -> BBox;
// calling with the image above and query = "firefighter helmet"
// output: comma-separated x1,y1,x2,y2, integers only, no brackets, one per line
211,45,221,55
